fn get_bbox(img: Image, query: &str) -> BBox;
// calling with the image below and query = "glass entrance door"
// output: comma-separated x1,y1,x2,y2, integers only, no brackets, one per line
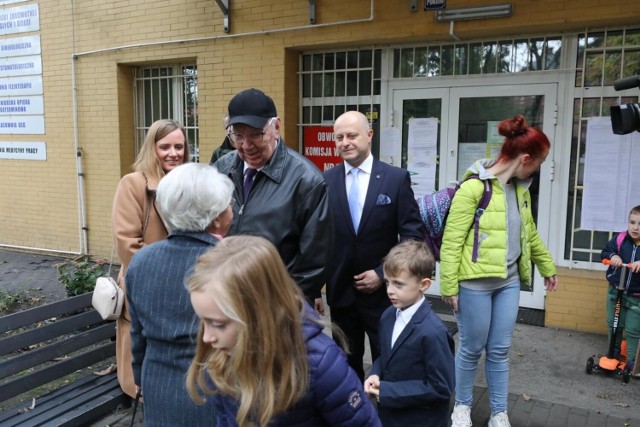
391,84,557,309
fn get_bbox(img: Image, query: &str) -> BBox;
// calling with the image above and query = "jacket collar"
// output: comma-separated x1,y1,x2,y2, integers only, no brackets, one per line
228,138,287,184
389,301,431,356
466,158,532,190
167,230,220,246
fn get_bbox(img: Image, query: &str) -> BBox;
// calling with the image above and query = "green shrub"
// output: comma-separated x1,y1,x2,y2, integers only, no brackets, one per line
56,255,107,296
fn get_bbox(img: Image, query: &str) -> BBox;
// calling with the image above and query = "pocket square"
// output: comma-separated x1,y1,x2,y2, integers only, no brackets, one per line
376,194,392,205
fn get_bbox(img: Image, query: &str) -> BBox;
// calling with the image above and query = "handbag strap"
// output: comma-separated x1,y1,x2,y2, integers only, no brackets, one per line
130,390,142,427
142,173,152,237
106,246,115,277
142,172,168,237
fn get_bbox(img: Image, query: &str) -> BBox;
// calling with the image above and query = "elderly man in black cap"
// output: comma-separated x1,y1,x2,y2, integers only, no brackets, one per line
212,88,332,313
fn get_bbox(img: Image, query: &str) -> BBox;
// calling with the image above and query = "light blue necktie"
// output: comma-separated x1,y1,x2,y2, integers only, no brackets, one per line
348,168,361,231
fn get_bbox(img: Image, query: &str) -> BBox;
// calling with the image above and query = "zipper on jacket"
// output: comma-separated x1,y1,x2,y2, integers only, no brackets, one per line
239,204,244,215
625,245,637,291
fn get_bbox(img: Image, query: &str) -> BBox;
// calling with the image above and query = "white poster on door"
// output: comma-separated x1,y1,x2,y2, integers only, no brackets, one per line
407,117,438,198
379,126,401,166
581,117,640,231
457,143,487,181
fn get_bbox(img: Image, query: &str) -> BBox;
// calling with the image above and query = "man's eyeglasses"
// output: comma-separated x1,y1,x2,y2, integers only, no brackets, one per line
227,118,275,145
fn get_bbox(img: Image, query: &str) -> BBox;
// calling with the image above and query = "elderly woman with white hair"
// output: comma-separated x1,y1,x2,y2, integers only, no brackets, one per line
125,163,234,426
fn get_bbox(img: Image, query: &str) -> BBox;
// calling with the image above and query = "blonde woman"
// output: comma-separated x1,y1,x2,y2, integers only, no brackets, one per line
186,236,381,427
111,119,189,398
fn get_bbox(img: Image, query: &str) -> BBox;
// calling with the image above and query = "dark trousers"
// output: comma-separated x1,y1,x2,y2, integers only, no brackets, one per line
330,302,388,382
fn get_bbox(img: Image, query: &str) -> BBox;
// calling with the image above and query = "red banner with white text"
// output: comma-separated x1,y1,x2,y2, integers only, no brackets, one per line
303,126,342,171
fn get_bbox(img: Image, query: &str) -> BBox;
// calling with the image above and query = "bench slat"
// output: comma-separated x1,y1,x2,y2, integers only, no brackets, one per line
0,373,125,427
57,393,127,427
0,291,125,426
0,293,93,334
0,323,115,379
0,374,111,424
0,310,106,357
0,374,99,419
0,342,115,404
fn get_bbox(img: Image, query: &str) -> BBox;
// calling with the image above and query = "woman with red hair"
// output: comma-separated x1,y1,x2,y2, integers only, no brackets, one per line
441,115,558,427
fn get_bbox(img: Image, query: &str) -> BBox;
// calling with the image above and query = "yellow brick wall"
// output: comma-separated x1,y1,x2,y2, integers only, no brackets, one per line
0,0,638,332
0,0,80,254
546,267,609,335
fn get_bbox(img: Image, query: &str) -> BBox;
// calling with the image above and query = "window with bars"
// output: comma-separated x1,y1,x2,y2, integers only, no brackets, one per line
392,36,562,78
299,49,382,155
133,64,199,161
566,28,640,263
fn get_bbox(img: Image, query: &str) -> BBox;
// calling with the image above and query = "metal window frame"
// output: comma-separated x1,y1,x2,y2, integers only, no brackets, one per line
298,48,382,125
566,27,640,265
133,64,199,161
391,36,564,78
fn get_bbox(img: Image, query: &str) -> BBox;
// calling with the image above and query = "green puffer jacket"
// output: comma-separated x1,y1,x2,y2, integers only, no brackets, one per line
439,159,556,297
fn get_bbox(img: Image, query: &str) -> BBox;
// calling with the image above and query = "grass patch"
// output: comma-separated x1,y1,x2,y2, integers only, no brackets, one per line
0,288,43,315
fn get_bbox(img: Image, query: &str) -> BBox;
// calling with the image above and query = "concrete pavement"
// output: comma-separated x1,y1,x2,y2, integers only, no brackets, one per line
2,248,640,426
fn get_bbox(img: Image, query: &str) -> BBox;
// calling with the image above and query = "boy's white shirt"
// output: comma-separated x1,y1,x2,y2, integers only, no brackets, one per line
391,295,425,347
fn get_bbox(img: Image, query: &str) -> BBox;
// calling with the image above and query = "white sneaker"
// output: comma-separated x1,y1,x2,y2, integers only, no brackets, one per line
487,412,511,427
451,404,472,427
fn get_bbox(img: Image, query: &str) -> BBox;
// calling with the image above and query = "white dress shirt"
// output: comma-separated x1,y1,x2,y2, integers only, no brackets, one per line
344,154,373,216
391,296,426,347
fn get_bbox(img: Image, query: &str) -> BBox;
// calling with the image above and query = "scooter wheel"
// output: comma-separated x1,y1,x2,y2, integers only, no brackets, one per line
586,357,594,374
622,367,631,383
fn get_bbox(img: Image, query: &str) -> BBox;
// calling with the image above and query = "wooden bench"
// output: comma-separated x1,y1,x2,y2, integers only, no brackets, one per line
0,292,127,426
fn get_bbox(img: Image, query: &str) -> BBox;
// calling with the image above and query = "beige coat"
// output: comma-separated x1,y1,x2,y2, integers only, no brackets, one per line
112,171,167,398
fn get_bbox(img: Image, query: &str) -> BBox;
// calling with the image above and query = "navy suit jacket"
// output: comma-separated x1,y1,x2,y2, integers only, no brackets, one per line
370,300,455,427
324,159,424,308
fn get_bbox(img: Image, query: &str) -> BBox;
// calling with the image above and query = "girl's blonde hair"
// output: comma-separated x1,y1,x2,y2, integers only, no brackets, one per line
133,119,190,181
186,236,309,427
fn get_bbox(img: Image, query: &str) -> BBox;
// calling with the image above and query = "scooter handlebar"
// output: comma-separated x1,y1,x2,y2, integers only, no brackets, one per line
602,259,633,268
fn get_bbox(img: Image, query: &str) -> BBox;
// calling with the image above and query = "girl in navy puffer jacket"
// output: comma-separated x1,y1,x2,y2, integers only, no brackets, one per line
186,235,381,427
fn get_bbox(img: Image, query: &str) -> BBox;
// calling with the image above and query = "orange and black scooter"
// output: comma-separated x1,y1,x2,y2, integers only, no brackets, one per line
586,259,633,383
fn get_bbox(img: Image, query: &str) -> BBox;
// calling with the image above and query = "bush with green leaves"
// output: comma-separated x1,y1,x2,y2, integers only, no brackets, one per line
56,255,107,296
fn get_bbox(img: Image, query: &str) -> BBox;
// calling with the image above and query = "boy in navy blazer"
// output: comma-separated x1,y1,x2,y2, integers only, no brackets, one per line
365,240,455,427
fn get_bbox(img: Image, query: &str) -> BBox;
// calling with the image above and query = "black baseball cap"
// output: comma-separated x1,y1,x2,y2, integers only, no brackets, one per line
227,88,277,129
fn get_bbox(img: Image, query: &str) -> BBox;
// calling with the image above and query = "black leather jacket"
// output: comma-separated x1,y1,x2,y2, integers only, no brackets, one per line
213,139,332,300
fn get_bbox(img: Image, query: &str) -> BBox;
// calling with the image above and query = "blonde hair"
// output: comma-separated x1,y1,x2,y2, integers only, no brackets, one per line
133,119,190,181
186,236,309,427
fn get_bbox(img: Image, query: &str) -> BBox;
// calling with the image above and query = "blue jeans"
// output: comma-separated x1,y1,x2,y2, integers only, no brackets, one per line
454,280,520,414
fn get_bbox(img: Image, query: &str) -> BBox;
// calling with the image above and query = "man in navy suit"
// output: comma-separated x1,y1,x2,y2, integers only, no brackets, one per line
324,111,424,381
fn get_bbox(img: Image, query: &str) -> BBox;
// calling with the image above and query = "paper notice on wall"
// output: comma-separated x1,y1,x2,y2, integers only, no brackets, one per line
457,143,487,181
486,121,501,143
380,126,401,165
581,117,640,231
407,117,438,198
